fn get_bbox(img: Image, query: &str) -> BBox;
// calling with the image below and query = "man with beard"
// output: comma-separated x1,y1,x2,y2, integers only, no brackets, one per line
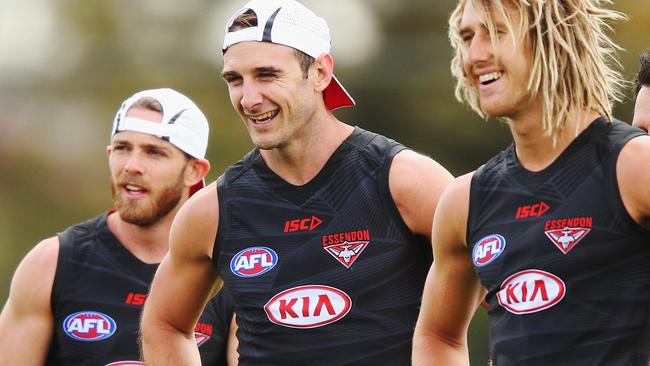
0,88,236,365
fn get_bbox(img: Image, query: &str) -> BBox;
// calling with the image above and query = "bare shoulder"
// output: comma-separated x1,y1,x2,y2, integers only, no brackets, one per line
6,236,60,312
390,149,454,186
170,181,219,259
388,150,454,238
434,171,475,244
617,135,650,228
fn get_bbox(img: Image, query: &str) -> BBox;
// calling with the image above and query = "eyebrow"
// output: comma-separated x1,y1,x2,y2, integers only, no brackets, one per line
221,66,283,80
113,138,174,153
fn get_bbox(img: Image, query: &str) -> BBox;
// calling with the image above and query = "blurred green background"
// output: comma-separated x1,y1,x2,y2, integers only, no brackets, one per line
1,0,648,363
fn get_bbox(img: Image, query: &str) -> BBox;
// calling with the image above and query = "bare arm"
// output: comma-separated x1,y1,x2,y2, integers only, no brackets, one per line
389,149,454,241
141,183,222,365
617,135,650,230
226,314,239,366
0,237,58,365
412,173,486,365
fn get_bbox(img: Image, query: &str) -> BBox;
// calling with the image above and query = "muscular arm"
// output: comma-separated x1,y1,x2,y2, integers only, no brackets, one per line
389,150,454,241
412,173,486,365
618,135,650,230
141,183,222,365
0,237,58,365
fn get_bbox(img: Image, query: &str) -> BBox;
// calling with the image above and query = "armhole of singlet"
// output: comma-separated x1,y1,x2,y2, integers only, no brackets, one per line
466,164,486,246
377,144,413,235
51,229,74,312
213,174,230,267
605,130,647,232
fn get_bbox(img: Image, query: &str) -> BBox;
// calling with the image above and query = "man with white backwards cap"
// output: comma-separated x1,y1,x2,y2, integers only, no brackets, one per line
141,0,453,364
0,88,236,365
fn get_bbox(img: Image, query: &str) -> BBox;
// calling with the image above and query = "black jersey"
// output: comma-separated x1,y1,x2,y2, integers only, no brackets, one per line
46,212,233,366
212,127,431,365
467,118,650,365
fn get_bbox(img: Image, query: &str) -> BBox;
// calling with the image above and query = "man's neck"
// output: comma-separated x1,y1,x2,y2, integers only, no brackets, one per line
509,107,600,172
106,210,176,264
259,117,354,186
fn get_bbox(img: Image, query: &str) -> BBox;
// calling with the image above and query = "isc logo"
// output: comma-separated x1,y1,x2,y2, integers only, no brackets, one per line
472,234,506,267
283,216,323,233
515,201,550,219
497,269,566,314
264,285,352,328
230,247,278,277
63,311,116,341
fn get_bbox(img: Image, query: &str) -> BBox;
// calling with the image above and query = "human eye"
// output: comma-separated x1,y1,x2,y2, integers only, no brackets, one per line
222,72,242,87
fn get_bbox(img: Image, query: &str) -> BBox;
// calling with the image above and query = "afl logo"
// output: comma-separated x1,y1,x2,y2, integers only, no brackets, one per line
63,311,116,341
473,234,506,267
230,247,278,277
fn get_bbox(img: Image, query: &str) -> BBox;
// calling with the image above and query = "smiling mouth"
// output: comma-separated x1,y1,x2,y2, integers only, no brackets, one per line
248,110,279,124
124,184,147,195
478,71,503,85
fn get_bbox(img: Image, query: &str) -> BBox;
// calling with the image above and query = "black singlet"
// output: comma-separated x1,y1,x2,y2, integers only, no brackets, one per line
46,212,233,366
468,118,650,365
212,127,432,365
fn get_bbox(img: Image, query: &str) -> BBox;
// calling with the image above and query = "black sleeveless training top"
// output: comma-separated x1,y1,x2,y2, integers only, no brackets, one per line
212,127,431,365
467,118,650,365
46,212,233,366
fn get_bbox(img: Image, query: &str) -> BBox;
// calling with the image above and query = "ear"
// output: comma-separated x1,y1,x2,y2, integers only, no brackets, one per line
313,53,334,93
106,145,113,157
184,158,211,189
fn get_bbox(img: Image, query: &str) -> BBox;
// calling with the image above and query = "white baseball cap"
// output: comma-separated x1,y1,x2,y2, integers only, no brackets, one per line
111,88,209,195
222,0,355,111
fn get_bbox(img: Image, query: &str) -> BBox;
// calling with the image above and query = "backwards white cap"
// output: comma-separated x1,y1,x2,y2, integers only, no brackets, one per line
111,88,210,194
222,0,355,111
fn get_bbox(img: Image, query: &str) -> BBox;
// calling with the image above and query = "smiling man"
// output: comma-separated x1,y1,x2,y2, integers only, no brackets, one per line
140,1,454,365
413,1,650,365
0,88,236,365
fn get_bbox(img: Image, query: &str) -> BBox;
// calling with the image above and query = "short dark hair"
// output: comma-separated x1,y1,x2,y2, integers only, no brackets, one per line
227,9,314,78
636,51,650,97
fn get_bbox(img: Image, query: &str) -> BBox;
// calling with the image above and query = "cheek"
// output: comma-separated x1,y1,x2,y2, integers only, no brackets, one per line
228,87,243,108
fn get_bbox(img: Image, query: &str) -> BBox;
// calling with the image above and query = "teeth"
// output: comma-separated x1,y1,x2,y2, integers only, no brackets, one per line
478,71,502,84
126,184,144,192
249,110,278,123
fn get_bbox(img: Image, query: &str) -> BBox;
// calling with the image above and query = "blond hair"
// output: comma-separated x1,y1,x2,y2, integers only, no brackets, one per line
449,0,627,141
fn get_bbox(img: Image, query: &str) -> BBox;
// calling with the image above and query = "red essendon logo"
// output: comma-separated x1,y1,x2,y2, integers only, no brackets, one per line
515,201,550,219
322,230,371,268
323,241,369,268
195,332,210,347
264,285,352,328
284,216,323,233
544,216,593,254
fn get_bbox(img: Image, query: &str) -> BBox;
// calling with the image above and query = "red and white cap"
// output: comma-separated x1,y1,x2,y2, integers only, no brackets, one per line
222,0,355,110
111,88,209,195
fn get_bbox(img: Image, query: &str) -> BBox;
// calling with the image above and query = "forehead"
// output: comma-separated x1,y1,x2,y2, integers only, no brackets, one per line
459,0,517,30
223,41,299,72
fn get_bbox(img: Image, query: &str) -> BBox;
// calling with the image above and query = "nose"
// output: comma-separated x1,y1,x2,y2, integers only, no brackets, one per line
123,151,144,175
467,33,492,64
240,80,263,111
